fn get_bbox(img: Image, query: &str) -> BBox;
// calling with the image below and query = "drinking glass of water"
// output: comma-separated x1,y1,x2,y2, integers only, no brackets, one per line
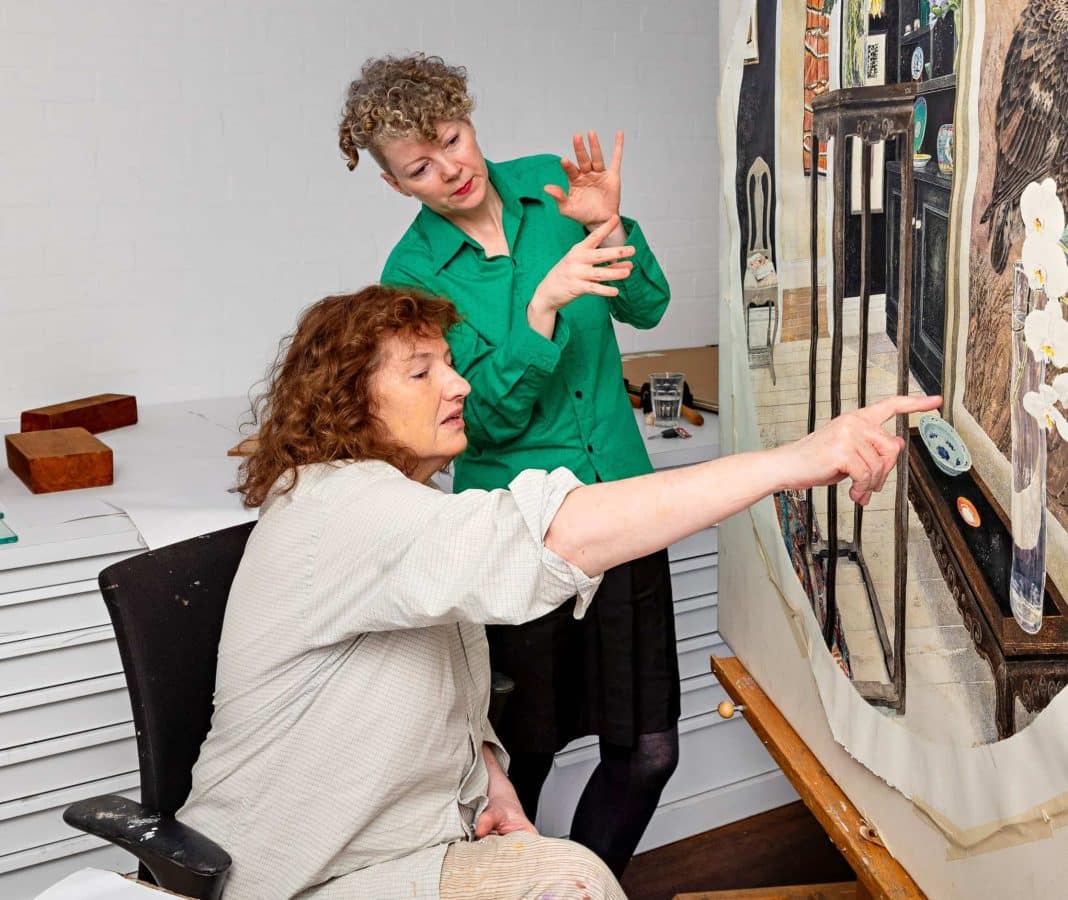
649,372,685,427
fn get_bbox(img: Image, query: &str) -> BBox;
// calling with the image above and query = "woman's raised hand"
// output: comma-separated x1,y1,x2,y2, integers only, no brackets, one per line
528,216,634,335
545,130,625,239
775,394,943,505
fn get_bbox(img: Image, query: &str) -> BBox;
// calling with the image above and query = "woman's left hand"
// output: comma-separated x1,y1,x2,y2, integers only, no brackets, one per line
475,795,538,838
545,130,627,246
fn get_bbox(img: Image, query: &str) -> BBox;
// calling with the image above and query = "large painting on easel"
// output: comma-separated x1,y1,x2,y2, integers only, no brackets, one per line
719,1,1068,882
731,0,1068,754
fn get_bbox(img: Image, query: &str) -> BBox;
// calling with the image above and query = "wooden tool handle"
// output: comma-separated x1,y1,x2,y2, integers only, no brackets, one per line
681,404,704,427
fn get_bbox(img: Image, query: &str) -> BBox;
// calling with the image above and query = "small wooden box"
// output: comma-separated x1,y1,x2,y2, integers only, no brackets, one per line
5,428,114,494
20,393,138,434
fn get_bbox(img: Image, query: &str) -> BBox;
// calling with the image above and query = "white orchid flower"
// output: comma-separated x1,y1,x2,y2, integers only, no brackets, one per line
1022,232,1068,301
1023,383,1068,440
1020,178,1066,243
1024,301,1068,367
1054,372,1068,404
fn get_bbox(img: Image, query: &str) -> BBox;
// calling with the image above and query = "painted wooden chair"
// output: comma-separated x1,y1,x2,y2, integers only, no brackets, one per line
743,155,779,385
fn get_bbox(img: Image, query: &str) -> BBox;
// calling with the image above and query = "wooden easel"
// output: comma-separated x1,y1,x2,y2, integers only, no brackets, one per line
673,657,925,900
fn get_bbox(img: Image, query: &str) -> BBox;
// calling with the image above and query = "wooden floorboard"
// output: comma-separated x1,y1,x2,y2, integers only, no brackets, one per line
621,801,855,900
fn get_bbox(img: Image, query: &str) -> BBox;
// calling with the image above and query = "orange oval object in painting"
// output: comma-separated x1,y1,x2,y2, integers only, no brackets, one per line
957,496,980,528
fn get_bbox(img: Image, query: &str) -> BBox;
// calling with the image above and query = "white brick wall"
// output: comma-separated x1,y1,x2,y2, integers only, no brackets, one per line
0,1,721,419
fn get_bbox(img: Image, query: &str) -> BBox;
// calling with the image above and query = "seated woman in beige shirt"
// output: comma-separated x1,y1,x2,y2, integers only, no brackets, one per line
176,285,938,900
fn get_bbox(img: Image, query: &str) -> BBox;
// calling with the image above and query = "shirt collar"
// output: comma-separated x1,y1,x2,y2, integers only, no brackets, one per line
416,159,547,272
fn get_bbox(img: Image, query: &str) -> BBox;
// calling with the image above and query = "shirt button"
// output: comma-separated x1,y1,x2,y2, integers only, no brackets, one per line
587,444,594,453
575,390,583,399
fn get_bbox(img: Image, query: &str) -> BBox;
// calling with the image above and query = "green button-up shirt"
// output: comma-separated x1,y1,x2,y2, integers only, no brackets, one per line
382,154,671,493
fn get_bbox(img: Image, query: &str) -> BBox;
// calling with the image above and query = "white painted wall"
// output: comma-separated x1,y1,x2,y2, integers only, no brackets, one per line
0,0,721,420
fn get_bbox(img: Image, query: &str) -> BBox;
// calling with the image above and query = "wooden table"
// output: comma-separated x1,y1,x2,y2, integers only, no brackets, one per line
906,431,1068,738
675,657,925,900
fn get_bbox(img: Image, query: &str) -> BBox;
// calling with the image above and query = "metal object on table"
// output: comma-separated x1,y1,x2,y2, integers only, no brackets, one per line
806,83,917,713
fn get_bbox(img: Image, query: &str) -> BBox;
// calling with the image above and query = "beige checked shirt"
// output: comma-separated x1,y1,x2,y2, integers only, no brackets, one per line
176,459,601,899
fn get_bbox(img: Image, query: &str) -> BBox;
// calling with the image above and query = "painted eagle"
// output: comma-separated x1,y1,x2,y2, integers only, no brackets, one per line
979,0,1068,273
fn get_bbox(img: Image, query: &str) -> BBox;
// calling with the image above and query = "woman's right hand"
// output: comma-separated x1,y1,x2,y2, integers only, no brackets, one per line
527,216,634,337
773,394,942,505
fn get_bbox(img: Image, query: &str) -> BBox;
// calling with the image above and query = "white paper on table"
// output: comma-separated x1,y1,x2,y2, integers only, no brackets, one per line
0,484,119,529
109,500,257,550
36,868,165,899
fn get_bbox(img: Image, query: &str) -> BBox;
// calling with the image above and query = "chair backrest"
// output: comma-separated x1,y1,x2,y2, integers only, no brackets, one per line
746,155,773,255
99,520,256,816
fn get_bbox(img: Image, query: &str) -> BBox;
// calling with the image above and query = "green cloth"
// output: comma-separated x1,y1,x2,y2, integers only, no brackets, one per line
382,154,671,493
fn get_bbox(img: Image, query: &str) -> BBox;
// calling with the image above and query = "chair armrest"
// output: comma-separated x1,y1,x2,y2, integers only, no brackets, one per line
64,794,231,900
489,670,515,729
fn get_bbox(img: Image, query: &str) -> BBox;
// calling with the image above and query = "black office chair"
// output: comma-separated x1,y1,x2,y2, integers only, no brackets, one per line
64,520,514,899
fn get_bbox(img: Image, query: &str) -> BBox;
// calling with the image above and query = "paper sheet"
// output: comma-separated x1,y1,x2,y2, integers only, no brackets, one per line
36,868,164,899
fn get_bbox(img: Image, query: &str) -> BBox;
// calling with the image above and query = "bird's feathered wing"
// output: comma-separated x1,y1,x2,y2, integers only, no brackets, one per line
979,0,1068,273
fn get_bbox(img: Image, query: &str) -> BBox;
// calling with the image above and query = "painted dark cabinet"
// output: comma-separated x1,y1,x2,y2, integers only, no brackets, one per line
885,163,950,396
911,172,951,395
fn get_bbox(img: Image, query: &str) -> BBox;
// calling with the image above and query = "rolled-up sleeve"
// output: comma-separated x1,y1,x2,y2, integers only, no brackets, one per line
307,462,602,642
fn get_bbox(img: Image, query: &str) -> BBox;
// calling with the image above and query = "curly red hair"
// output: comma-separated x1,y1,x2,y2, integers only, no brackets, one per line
238,285,460,508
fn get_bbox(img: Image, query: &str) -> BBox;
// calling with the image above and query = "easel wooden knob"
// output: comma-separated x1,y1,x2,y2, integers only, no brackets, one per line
717,700,746,719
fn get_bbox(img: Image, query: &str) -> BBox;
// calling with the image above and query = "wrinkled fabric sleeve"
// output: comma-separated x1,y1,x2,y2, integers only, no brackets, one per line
308,464,601,642
445,315,570,447
606,216,671,329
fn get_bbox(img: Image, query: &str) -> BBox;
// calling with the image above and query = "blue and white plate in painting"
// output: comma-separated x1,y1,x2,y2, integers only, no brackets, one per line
919,413,972,477
911,44,925,81
913,96,928,154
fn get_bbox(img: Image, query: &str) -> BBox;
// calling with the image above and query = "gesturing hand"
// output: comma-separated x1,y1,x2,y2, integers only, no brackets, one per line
545,130,624,236
530,215,635,316
777,394,943,505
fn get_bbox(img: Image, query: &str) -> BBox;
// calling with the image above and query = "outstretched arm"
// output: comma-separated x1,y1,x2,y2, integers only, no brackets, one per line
546,395,942,577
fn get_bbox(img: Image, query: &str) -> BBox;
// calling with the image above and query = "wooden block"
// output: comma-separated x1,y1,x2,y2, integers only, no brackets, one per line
5,428,114,494
20,393,138,434
227,435,260,457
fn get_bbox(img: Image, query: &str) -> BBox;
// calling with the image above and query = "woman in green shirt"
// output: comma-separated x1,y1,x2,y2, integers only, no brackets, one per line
339,53,676,876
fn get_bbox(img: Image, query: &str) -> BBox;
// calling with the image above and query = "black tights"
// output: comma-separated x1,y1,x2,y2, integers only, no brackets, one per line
507,726,680,878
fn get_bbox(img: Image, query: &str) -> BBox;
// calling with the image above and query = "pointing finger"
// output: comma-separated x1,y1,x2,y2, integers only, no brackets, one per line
858,393,942,427
611,130,624,174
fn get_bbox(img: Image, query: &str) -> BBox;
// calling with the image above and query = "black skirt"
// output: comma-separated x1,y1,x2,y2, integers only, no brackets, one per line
487,549,680,754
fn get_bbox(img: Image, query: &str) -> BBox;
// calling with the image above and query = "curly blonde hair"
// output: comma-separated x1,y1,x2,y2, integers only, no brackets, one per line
238,285,461,508
338,53,475,171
